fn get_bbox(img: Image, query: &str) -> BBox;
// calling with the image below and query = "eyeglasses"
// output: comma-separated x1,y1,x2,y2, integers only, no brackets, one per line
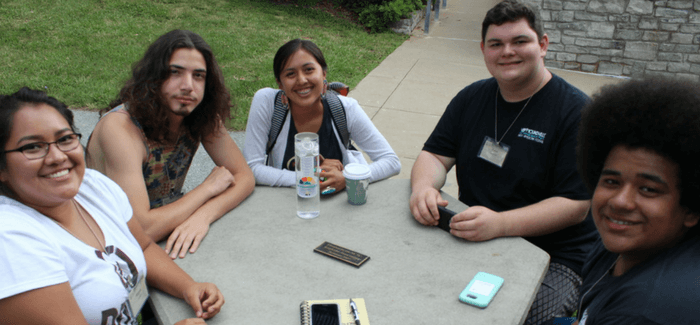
3,133,82,160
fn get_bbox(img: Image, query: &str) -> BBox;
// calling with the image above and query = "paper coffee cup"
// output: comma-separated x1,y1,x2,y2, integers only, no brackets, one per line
343,163,371,205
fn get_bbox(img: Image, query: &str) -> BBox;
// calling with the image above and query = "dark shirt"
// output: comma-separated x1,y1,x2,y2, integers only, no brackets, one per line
578,236,700,325
423,75,597,274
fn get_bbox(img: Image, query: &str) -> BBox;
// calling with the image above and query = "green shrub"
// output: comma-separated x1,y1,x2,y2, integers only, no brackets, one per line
339,0,385,11
279,0,424,33
295,0,323,6
356,0,424,33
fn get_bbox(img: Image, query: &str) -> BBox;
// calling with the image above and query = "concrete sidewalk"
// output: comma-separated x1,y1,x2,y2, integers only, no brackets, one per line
72,0,625,196
349,0,624,198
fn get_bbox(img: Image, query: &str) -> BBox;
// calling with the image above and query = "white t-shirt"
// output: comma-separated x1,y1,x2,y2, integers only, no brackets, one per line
0,169,147,325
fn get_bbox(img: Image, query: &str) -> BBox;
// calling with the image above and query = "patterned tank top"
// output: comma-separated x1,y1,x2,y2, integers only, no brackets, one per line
104,105,200,208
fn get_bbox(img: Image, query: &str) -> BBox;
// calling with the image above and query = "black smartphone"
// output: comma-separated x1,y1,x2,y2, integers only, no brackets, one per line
437,205,456,232
311,303,340,325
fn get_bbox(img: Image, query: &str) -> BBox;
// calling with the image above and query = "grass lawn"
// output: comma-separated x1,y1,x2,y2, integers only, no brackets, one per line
0,0,408,130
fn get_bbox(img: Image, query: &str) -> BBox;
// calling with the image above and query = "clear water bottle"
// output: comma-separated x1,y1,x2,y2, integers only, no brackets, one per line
295,132,320,219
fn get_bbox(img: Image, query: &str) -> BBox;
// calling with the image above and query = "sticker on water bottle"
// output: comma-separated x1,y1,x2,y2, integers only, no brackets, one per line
298,178,318,197
297,156,318,197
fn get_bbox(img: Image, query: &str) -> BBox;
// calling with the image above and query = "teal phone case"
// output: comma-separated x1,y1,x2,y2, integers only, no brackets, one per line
459,272,504,308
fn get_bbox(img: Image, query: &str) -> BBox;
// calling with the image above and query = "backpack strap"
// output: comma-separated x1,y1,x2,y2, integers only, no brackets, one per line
323,90,353,150
266,87,354,166
265,90,289,166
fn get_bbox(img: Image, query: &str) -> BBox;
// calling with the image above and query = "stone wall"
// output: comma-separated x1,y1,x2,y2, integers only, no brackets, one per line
390,8,425,34
524,0,700,81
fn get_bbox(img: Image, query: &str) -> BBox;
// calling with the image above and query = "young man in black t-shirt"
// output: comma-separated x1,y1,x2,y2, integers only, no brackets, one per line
409,1,597,324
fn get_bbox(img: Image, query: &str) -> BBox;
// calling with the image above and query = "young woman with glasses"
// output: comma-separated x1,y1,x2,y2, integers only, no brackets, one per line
0,87,224,325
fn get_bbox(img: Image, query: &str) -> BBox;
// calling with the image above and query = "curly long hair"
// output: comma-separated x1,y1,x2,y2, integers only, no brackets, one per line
111,29,231,143
577,77,700,217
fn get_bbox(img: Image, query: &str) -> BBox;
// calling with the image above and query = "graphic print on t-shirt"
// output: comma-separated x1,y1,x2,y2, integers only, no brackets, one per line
517,128,547,144
95,245,140,325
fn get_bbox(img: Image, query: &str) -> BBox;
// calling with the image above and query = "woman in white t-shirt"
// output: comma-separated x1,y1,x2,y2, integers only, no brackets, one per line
0,87,223,325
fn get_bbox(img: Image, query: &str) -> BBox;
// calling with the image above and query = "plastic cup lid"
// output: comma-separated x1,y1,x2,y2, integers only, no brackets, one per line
343,163,371,180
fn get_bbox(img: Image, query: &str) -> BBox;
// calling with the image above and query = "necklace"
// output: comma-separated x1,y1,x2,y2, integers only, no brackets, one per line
53,200,106,251
494,73,547,145
576,255,621,321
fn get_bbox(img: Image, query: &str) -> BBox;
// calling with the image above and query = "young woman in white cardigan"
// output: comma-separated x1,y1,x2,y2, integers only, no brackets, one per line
244,39,400,193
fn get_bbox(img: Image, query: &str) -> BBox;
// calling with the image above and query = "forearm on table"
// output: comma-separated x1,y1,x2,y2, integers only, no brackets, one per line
190,171,256,224
143,240,196,298
246,133,295,187
368,155,401,182
499,197,590,237
139,185,222,241
250,162,296,187
360,141,401,182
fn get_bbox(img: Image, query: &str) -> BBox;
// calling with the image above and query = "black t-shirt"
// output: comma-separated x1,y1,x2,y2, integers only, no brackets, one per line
423,75,597,274
282,100,343,170
578,236,700,325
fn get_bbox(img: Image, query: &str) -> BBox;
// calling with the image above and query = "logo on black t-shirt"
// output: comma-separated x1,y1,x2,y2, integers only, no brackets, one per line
518,128,547,144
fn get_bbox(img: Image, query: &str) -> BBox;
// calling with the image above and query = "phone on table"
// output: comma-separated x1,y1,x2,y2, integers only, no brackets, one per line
459,272,504,308
437,205,456,232
311,303,340,325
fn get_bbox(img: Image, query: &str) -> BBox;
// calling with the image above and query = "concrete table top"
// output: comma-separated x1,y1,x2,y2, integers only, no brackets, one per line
150,179,549,325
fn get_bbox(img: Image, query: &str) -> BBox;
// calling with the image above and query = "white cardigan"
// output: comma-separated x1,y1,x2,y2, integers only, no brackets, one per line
244,88,401,187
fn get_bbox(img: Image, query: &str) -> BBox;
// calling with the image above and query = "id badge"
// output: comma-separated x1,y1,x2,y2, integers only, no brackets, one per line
127,275,149,316
478,136,509,168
